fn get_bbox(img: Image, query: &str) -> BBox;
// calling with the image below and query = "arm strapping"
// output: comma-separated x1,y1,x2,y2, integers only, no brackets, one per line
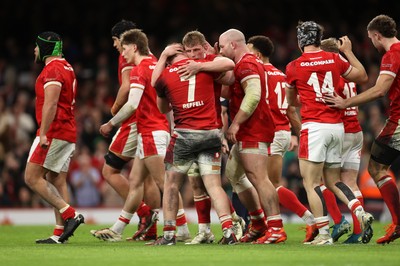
110,88,143,126
239,78,261,115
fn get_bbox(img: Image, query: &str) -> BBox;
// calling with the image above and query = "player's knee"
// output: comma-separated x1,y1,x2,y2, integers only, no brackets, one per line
269,177,280,188
342,162,359,171
232,176,253,193
191,183,205,194
367,166,380,183
24,174,35,188
104,152,128,172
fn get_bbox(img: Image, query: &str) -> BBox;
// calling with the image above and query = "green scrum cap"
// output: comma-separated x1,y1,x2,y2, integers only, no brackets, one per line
36,31,63,62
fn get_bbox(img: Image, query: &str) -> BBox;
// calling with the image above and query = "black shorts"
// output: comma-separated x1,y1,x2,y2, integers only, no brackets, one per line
370,140,400,165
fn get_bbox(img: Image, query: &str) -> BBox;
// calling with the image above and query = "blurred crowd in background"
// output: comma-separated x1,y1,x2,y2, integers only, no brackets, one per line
1,0,400,211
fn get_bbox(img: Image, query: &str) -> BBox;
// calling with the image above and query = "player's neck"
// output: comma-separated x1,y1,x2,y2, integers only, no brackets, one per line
261,56,270,64
44,56,62,65
135,54,151,65
303,45,322,53
384,37,400,52
234,47,250,63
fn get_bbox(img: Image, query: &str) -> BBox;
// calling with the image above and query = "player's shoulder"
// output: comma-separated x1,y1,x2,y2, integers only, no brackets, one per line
285,58,298,73
44,58,74,74
384,43,400,61
205,54,217,61
236,53,260,69
265,64,286,77
242,53,258,62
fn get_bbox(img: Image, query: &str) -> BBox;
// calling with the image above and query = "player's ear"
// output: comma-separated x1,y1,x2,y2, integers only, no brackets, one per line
214,42,220,54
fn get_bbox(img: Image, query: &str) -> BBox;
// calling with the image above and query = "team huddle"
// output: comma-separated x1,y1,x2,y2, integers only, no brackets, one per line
27,14,400,246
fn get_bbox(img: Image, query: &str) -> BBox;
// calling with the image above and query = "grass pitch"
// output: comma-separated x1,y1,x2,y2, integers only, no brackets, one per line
0,222,399,266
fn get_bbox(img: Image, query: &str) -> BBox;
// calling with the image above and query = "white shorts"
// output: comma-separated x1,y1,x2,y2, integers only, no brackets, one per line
27,137,75,173
299,122,344,163
227,141,269,180
187,161,200,178
165,129,222,176
226,144,245,184
225,142,267,193
109,122,138,158
186,128,224,178
268,130,291,157
342,131,363,170
237,141,269,156
136,130,170,159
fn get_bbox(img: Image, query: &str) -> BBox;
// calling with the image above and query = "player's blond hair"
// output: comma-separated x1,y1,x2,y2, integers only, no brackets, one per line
320,38,339,53
182,30,206,47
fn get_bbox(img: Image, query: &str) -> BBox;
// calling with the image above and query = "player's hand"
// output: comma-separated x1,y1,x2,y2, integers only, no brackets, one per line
338,36,352,54
161,43,184,59
288,135,298,151
39,135,49,149
177,60,200,78
205,41,216,55
221,137,230,154
323,92,347,109
99,122,113,137
226,122,239,144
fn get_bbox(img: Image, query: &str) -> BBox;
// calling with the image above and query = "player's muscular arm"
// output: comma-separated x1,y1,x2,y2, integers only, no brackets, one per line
325,74,393,109
216,70,235,86
111,69,131,115
157,96,172,114
40,84,61,148
339,36,368,85
226,77,261,143
110,88,143,126
151,56,168,88
221,85,231,99
286,106,301,137
178,57,235,78
285,86,301,107
235,77,261,122
100,87,143,138
151,44,183,87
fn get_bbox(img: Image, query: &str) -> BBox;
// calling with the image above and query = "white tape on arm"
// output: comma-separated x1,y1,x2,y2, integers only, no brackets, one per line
110,87,143,126
239,77,261,115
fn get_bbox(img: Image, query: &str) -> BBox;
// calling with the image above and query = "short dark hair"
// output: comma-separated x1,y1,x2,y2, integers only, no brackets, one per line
111,20,136,38
367,15,397,38
120,29,150,56
247,35,274,57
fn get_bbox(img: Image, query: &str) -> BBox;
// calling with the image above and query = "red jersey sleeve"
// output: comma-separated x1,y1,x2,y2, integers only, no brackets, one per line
155,74,168,98
285,61,296,88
